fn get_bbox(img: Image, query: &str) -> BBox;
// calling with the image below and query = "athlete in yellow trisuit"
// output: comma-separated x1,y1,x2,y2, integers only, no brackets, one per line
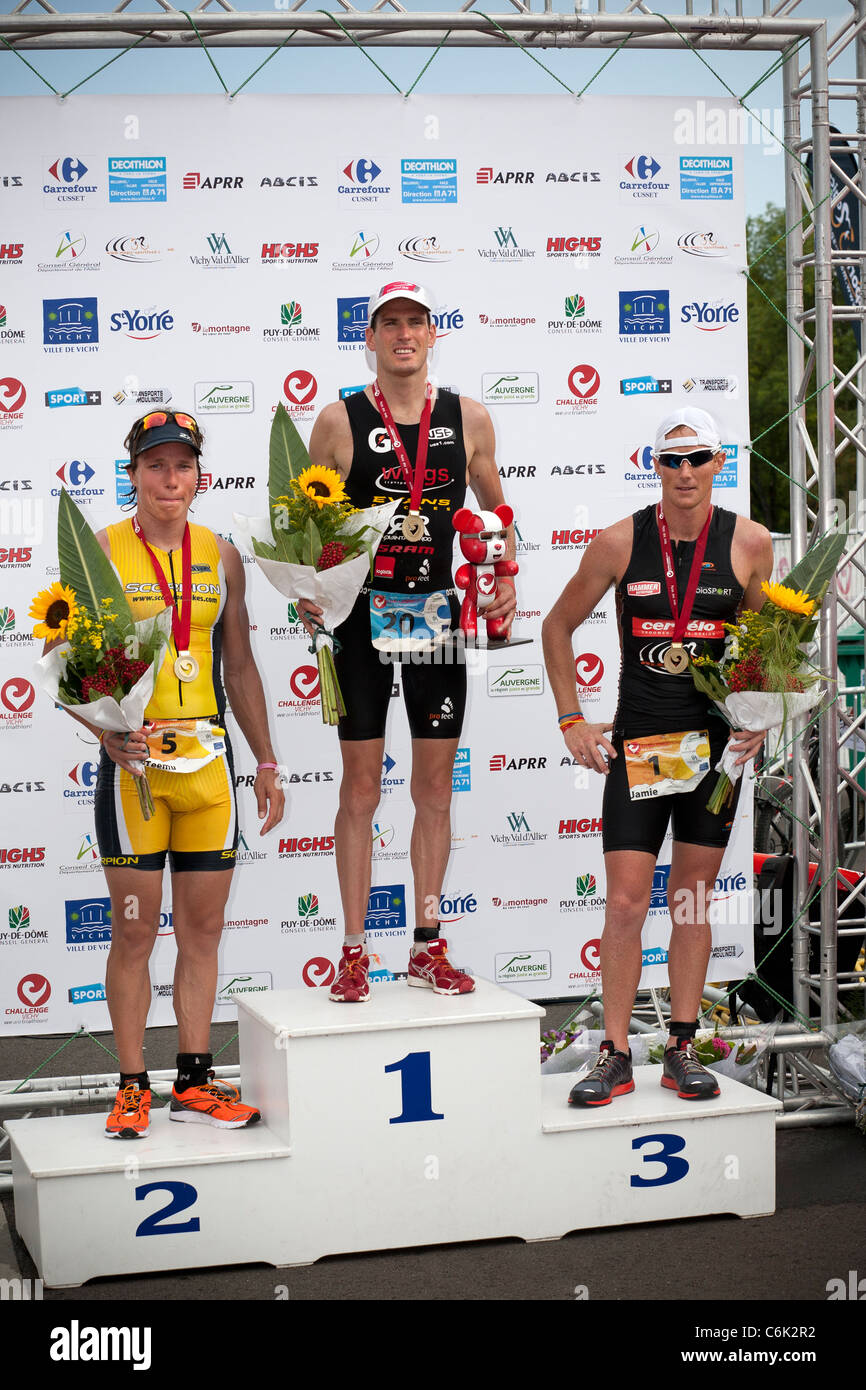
60,411,284,1137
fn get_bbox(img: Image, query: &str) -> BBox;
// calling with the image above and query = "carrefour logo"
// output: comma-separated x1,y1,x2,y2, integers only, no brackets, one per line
55,459,95,487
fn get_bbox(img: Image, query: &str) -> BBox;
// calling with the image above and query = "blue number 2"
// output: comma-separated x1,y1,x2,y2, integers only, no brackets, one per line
385,1051,444,1125
630,1133,689,1187
135,1181,201,1236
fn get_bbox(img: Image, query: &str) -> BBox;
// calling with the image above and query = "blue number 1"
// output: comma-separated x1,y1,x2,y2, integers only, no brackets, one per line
385,1051,444,1125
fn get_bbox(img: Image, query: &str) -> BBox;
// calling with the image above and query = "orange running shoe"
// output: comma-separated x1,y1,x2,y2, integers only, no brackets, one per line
169,1073,261,1128
105,1083,151,1139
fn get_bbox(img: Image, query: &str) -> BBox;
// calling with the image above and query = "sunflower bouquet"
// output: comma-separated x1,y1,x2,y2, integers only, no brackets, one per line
233,404,398,723
32,491,171,818
689,528,849,813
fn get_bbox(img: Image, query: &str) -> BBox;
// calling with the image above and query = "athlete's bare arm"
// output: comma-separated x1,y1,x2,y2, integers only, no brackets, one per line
216,536,285,833
542,518,633,775
308,400,354,481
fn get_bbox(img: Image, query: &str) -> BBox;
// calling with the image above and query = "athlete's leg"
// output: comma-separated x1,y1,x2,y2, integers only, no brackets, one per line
409,736,460,931
170,869,235,1052
665,839,727,1026
599,850,658,1051
103,866,164,1073
335,737,386,936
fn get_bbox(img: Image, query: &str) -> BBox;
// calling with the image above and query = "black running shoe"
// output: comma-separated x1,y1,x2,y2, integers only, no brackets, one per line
661,1038,721,1099
568,1040,634,1107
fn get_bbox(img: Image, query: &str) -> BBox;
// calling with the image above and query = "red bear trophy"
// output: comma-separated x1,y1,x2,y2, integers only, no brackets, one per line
453,504,519,642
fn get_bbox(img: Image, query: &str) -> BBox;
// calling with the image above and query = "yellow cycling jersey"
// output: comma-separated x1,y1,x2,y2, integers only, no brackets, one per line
105,519,226,720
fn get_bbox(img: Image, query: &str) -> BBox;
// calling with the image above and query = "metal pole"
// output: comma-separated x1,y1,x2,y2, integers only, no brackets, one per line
809,24,842,1032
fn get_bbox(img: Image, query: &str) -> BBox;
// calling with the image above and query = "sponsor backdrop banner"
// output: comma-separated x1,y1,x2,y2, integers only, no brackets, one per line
0,95,751,1033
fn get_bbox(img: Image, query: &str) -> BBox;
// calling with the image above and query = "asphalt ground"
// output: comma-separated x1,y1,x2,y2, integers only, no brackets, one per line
1,1004,863,1367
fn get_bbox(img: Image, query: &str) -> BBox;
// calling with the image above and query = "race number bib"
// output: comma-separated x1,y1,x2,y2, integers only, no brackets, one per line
624,730,710,801
370,589,451,652
145,720,226,774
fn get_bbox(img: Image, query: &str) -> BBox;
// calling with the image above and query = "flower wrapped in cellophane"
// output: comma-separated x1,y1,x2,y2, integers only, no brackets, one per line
689,528,850,813
32,490,171,818
233,404,398,724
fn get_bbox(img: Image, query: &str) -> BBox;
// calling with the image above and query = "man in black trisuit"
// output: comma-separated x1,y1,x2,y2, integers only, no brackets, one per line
300,282,516,1001
543,407,773,1104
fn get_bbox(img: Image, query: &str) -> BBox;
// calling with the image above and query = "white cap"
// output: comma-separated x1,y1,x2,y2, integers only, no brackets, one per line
653,407,721,456
367,281,434,323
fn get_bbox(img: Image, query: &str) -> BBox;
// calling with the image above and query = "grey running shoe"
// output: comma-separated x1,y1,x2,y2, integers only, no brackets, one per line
568,1040,634,1107
661,1038,721,1099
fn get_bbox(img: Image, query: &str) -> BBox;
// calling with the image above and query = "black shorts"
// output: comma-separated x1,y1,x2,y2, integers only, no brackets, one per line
334,591,467,742
601,724,739,856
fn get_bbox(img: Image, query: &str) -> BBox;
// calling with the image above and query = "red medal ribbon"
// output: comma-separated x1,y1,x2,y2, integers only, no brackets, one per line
655,503,713,644
371,380,433,515
132,516,192,658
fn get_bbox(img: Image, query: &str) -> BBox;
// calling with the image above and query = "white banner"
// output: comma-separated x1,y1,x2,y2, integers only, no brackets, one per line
0,94,752,1032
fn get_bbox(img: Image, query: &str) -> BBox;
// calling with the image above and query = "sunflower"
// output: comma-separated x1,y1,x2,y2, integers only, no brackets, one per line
761,580,816,617
296,465,348,509
29,582,79,640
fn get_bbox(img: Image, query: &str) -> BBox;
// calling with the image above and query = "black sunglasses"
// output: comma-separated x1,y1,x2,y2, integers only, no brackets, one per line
656,449,716,470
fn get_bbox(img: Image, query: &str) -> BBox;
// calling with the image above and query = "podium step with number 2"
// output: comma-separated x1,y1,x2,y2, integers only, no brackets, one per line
7,979,780,1285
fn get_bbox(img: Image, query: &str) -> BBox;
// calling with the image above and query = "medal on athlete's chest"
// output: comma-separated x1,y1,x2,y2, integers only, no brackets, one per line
372,379,433,543
661,643,689,675
655,504,713,675
401,511,426,542
173,652,199,683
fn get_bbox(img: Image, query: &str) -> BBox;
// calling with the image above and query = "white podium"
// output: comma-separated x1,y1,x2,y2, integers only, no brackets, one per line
7,979,781,1286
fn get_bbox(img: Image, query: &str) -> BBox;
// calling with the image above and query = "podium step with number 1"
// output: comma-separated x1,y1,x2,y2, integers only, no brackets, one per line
7,979,780,1284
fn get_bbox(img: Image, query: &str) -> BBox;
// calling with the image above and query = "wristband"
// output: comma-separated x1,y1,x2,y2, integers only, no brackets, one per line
256,762,279,773
558,711,585,726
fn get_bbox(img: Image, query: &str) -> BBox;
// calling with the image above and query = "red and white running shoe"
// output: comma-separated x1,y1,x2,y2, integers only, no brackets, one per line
408,937,475,995
328,943,371,1003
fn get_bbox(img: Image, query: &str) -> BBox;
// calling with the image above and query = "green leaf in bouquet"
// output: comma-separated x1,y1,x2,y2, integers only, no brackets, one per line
250,536,279,562
269,402,312,514
771,528,849,611
57,489,134,637
687,658,729,703
300,517,323,568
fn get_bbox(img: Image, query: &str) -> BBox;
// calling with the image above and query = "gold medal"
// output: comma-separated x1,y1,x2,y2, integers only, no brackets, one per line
173,652,199,683
402,512,425,542
662,643,689,675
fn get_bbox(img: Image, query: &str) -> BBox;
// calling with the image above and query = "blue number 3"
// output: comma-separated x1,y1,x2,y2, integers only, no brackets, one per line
630,1133,689,1187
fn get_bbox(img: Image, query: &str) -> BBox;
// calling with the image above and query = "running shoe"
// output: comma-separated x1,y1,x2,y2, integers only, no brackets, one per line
568,1041,634,1107
329,942,371,1002
169,1073,261,1128
661,1038,721,1099
408,937,475,995
105,1083,151,1139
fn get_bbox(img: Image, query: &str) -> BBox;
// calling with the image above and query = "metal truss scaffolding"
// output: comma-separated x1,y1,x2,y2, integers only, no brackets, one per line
0,1,864,1137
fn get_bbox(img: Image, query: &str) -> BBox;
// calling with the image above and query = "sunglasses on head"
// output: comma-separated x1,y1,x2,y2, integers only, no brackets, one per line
656,448,715,470
139,410,200,435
